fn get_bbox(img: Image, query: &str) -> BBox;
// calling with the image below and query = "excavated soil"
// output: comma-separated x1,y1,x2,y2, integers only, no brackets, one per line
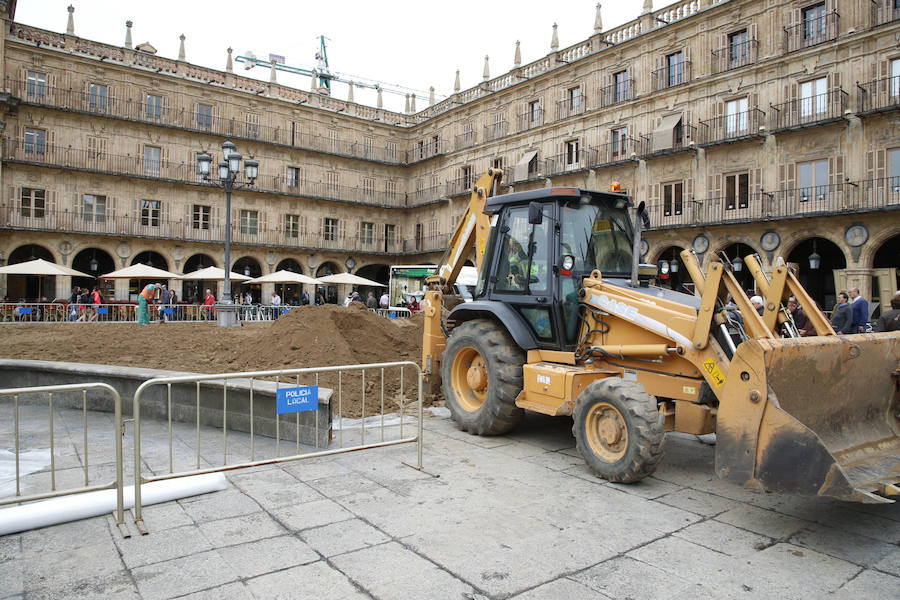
0,303,432,418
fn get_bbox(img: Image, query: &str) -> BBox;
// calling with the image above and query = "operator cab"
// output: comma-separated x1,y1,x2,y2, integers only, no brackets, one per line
464,187,635,351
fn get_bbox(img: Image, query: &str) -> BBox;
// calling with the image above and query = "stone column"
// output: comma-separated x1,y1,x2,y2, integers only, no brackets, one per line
261,282,274,304
843,268,875,301
55,275,71,301
115,278,130,301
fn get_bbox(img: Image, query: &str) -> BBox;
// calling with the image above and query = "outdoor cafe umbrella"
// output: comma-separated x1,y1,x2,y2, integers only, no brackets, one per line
246,270,320,285
100,263,182,280
0,258,92,299
315,272,386,287
178,266,252,282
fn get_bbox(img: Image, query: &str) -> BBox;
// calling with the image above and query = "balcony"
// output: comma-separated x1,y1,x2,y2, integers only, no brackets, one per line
455,131,476,151
710,39,758,75
872,0,900,27
406,139,447,164
445,176,473,197
407,185,444,206
784,12,839,53
517,109,544,132
483,121,509,142
769,89,848,131
640,123,697,159
697,109,765,146
1,138,409,208
589,138,641,167
542,149,594,177
857,76,900,115
6,77,405,165
598,80,633,108
651,61,692,92
643,179,898,230
556,97,586,120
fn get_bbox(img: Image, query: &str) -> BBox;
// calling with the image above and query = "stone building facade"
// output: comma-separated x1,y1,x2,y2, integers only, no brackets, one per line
0,0,898,312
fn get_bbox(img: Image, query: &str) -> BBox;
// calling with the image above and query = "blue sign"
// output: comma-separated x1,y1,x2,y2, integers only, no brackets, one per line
97,307,109,314
164,308,174,315
276,386,318,414
19,307,32,314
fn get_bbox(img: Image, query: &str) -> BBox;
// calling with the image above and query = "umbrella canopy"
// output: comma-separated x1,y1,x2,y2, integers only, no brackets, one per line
246,270,319,285
179,266,252,281
100,263,181,280
316,273,386,287
0,258,92,278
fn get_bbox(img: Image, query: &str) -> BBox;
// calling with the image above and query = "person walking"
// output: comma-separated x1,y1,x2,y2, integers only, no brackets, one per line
379,291,390,309
848,287,870,333
68,286,80,321
89,286,102,322
366,291,378,309
138,283,157,325
830,292,853,334
203,289,216,320
874,294,900,332
158,285,170,323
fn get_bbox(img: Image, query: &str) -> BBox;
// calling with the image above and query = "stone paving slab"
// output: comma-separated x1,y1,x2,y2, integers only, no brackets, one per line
1,410,898,599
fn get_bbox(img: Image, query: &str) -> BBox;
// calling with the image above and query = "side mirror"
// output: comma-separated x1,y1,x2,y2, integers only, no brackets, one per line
528,202,543,225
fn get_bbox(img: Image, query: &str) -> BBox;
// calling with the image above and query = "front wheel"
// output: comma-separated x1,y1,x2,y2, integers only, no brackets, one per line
573,378,665,483
440,319,524,435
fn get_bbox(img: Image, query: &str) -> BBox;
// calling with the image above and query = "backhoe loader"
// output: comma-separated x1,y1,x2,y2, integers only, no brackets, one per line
422,168,900,503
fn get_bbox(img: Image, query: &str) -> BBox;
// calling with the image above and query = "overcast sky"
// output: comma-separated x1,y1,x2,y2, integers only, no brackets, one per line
15,1,666,113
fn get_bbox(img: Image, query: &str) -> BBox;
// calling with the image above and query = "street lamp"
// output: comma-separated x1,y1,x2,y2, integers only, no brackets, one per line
808,240,821,270
197,140,259,326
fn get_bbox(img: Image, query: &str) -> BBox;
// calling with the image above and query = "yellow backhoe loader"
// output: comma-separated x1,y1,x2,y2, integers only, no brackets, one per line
423,169,900,503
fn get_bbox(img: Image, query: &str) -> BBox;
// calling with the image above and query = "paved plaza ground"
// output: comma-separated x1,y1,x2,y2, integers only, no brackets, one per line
1,408,899,600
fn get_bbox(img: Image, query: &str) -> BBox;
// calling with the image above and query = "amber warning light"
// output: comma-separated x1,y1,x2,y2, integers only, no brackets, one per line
610,181,621,192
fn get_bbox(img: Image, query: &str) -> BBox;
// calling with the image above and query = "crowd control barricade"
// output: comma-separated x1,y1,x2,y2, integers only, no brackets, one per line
131,361,423,533
0,383,126,530
376,307,412,319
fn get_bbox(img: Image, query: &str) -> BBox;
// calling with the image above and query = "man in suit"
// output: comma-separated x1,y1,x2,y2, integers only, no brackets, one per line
830,292,853,334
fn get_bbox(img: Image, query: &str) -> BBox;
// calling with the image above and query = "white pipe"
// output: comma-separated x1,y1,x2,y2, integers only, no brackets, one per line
0,473,228,535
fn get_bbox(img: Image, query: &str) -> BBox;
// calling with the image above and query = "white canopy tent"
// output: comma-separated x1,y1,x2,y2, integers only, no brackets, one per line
0,258,91,278
179,266,252,281
100,263,181,280
315,273,385,287
246,270,320,285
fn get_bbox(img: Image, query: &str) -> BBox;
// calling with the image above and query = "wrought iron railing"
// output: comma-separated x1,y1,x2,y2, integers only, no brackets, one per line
445,176,473,197
483,121,509,142
651,60,692,92
872,0,900,27
710,39,758,74
556,97,586,120
406,138,448,163
698,109,765,145
857,76,900,114
640,123,697,157
769,89,847,130
517,108,544,131
542,149,596,177
784,11,839,53
455,131,476,151
598,79,633,107
588,138,642,167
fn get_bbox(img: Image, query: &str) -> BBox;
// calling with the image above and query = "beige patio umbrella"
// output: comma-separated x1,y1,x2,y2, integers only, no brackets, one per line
100,263,181,280
0,258,92,278
315,272,385,287
246,270,320,285
179,266,252,281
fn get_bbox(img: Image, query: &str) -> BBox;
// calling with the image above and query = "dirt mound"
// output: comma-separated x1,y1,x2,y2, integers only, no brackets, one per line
0,305,428,418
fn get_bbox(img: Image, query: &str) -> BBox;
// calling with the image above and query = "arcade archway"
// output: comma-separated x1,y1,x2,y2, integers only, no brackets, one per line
787,237,846,311
72,247,115,297
5,244,55,301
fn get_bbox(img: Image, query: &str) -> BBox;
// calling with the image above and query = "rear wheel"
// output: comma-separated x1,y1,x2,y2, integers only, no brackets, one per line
573,378,665,483
441,319,524,435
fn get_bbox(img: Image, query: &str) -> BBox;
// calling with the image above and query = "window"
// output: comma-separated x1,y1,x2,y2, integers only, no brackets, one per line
245,114,259,139
192,204,210,230
197,103,213,129
892,59,900,99
141,200,160,227
325,171,339,192
323,217,338,241
663,182,683,216
494,205,550,295
146,94,163,119
26,71,46,99
797,159,828,202
432,135,440,154
327,129,339,152
614,71,628,102
463,122,474,144
415,223,424,250
285,214,300,238
89,83,107,111
725,172,750,210
491,112,505,138
286,166,301,188
803,3,826,40
386,180,397,198
528,100,541,124
725,97,749,134
83,194,106,223
890,148,900,194
568,87,583,112
461,165,473,189
363,177,375,199
20,188,46,218
566,140,580,166
417,140,425,159
89,137,107,162
386,141,397,160
611,127,628,158
667,52,684,87
24,128,46,155
143,146,161,176
527,153,540,177
361,222,375,245
493,157,504,170
428,219,438,240
728,30,748,65
800,77,827,118
240,209,259,235
385,223,396,249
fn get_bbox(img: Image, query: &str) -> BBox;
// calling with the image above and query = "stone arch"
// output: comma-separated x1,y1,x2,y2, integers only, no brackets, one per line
315,261,342,304
786,236,847,311
717,242,760,292
131,250,169,271
183,253,216,274
72,247,115,294
780,231,845,267
859,225,900,267
276,258,303,273
233,256,263,303
651,245,689,291
9,243,54,263
5,244,56,301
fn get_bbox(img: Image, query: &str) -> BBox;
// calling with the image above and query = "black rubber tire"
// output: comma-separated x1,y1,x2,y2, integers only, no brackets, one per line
572,378,666,483
440,319,524,435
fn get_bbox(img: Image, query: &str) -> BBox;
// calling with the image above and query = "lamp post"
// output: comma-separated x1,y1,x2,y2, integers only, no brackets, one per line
197,140,259,326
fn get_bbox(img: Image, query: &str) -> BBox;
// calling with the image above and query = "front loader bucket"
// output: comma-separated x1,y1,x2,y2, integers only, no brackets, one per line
715,332,900,503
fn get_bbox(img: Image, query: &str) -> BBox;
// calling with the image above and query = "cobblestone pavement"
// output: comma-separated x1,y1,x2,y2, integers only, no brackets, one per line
1,410,898,599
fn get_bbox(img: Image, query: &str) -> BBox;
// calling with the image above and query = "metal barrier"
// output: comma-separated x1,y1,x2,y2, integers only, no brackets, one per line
131,361,423,533
0,383,125,530
376,307,413,319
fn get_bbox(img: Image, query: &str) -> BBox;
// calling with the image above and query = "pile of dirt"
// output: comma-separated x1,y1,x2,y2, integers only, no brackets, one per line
0,304,431,417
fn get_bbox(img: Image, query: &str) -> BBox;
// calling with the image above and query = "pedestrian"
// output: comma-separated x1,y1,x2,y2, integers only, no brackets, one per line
271,290,281,319
830,292,853,334
749,295,764,316
785,296,813,337
379,291,390,309
366,291,378,309
301,290,310,305
68,286,80,321
245,291,253,305
204,288,216,320
137,283,157,325
315,292,325,305
873,294,900,332
848,287,870,333
89,286,102,322
158,284,170,322
169,288,179,320
76,287,91,322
